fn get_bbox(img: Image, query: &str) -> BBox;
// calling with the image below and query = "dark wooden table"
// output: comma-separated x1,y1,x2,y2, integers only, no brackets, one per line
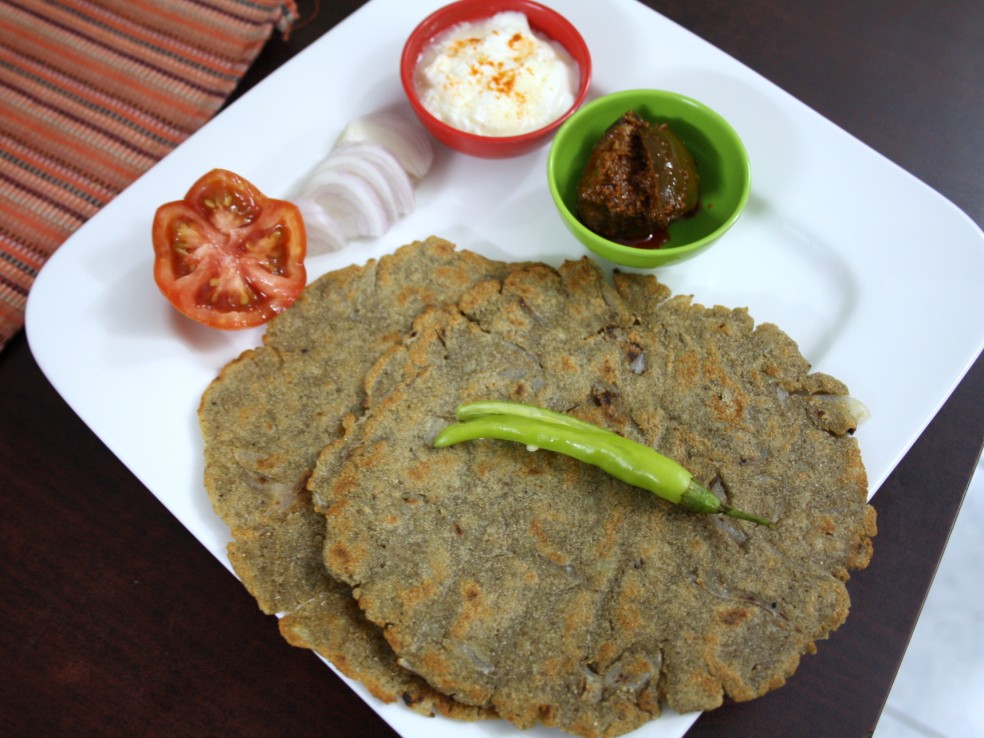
3,1,982,736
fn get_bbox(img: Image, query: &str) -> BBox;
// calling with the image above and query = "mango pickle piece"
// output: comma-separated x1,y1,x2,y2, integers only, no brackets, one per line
576,110,700,244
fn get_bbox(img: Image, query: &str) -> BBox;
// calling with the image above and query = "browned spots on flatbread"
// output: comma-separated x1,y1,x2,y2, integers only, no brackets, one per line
329,465,359,499
673,349,702,388
448,578,493,640
530,517,573,567
326,541,354,571
399,580,441,611
718,605,752,626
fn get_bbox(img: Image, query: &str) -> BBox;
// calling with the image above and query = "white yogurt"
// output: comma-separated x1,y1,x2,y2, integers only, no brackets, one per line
414,11,578,137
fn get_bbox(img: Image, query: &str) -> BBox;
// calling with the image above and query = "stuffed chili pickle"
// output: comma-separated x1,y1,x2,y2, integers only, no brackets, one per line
434,401,772,525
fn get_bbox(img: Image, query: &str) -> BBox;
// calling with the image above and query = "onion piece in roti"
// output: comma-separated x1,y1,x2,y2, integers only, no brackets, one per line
198,238,524,719
309,257,876,737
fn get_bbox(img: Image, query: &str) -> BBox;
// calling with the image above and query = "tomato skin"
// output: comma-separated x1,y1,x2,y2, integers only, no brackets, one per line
152,169,307,329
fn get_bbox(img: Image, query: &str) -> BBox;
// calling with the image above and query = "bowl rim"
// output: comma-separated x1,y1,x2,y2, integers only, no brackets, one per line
400,0,593,149
547,88,751,262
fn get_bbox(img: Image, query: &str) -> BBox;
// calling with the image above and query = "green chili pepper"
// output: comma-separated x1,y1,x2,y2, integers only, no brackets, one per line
455,400,610,433
433,401,772,526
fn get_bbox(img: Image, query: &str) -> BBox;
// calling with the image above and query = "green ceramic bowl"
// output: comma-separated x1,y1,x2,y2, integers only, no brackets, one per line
547,89,750,268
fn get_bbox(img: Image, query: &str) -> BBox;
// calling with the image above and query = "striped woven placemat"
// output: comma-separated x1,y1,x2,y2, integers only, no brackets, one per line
0,0,299,351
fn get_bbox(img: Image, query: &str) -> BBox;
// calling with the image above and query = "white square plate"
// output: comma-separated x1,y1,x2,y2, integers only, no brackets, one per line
26,1,984,736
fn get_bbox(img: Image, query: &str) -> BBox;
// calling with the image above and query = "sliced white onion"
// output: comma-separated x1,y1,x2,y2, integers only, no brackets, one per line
336,111,434,179
293,112,433,250
293,197,347,253
304,168,392,238
320,142,414,219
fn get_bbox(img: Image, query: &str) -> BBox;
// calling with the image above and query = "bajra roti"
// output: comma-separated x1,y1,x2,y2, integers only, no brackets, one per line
198,237,523,718
308,257,876,737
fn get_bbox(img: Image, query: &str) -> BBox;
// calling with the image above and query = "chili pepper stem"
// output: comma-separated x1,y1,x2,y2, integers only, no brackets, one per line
724,506,775,526
680,479,774,526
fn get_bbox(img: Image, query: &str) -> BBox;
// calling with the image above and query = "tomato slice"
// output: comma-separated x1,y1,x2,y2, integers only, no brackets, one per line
152,169,307,329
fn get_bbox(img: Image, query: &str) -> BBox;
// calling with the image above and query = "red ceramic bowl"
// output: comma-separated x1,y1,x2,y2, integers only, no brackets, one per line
400,0,592,158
